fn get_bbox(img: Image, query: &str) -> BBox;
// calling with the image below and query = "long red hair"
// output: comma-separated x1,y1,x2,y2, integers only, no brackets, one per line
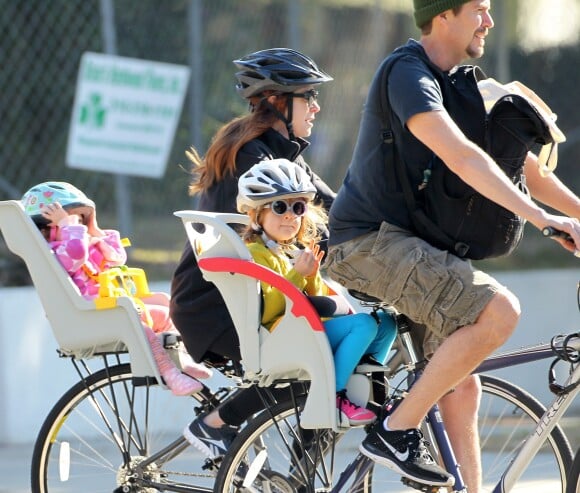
188,94,288,195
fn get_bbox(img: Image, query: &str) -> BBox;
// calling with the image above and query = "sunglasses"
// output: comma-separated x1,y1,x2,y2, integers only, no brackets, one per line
290,89,319,107
264,199,308,217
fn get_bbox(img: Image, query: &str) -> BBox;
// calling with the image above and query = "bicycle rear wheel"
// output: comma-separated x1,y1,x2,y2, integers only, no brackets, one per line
479,374,572,493
216,390,445,493
31,362,217,493
216,375,573,493
214,397,384,493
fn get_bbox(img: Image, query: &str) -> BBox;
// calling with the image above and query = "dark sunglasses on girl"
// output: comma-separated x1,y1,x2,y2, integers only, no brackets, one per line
265,199,308,217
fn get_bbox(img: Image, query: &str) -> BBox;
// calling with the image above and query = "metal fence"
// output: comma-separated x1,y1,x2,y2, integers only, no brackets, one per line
1,0,579,284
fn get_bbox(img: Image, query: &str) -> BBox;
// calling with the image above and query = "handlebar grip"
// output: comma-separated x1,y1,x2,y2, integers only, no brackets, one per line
542,227,572,241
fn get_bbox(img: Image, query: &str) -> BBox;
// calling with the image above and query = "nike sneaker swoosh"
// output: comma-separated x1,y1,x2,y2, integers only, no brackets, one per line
378,435,409,462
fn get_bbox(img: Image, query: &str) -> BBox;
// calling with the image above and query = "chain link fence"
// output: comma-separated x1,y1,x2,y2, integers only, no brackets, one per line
1,0,579,284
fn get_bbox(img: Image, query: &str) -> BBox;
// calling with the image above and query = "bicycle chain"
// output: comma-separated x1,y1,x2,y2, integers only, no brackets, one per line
162,470,216,478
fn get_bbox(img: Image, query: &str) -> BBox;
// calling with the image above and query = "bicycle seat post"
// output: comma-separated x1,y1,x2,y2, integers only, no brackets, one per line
396,314,422,368
347,289,423,370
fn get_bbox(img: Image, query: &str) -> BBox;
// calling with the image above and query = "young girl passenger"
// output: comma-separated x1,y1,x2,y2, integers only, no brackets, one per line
236,159,397,426
21,182,212,396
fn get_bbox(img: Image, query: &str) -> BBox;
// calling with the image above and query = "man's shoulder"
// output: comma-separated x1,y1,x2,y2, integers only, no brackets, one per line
388,42,435,74
392,38,421,55
388,39,427,64
384,45,445,111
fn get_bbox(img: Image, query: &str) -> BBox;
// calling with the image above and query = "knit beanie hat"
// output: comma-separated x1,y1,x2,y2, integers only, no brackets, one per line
413,0,471,27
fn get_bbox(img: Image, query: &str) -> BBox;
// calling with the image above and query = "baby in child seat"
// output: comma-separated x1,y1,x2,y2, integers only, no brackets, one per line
22,181,212,395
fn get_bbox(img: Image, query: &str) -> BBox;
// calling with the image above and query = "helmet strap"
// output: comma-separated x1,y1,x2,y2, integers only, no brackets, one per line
260,231,297,262
261,231,282,255
260,96,296,141
284,94,296,141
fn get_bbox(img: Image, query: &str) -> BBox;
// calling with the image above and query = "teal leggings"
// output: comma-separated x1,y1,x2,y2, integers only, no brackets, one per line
323,311,397,392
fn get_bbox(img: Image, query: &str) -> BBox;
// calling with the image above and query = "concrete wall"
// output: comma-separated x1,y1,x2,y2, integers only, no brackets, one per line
0,271,579,445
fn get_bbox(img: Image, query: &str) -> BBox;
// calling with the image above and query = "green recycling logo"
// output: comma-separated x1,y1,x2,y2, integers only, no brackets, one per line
79,92,107,128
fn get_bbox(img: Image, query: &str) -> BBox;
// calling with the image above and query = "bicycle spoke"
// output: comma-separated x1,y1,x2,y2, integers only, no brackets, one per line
31,363,220,492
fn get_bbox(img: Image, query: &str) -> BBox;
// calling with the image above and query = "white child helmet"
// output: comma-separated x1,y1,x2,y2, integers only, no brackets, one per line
237,159,317,213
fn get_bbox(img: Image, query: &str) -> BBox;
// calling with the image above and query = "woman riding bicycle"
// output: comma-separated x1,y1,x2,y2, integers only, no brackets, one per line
169,48,336,457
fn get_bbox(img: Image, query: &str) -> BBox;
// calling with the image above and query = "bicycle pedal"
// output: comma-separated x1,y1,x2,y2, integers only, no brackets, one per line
400,477,440,492
202,455,222,471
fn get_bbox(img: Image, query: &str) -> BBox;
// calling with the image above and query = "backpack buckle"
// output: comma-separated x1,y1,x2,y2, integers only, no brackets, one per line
454,242,470,258
382,129,394,144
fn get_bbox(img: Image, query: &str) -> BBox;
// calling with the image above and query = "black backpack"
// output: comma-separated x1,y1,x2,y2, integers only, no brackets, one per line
380,54,556,260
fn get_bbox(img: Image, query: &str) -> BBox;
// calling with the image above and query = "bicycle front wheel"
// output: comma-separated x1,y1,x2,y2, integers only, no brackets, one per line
31,362,216,493
479,374,573,493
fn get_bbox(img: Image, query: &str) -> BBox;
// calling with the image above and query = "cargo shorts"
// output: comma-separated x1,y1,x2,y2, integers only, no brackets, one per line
325,221,502,358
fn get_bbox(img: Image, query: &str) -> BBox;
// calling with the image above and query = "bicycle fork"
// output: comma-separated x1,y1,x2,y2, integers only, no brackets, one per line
493,363,579,493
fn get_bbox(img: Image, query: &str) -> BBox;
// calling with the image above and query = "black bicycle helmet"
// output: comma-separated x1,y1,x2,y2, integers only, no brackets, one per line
234,48,333,99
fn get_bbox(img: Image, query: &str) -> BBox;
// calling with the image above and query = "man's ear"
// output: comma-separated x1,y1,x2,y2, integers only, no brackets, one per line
432,10,453,32
436,11,449,23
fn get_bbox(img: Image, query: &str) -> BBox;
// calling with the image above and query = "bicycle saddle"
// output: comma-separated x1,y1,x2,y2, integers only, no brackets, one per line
348,289,383,304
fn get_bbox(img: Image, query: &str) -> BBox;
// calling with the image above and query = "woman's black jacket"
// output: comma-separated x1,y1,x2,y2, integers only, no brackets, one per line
169,128,335,362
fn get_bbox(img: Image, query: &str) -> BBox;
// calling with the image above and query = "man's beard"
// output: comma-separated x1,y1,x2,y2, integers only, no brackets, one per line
466,30,487,59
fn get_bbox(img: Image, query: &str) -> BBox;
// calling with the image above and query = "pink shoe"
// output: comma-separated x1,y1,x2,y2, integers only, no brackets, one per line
163,368,203,396
144,327,204,396
178,349,213,380
336,391,376,426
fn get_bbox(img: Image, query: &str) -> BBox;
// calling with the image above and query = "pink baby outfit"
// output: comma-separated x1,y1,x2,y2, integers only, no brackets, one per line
50,219,211,395
50,222,127,299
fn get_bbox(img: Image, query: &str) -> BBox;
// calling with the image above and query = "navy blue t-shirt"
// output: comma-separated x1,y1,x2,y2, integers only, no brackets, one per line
329,40,446,245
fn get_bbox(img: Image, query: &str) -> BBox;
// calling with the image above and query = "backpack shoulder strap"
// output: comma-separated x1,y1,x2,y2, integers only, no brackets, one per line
379,53,469,256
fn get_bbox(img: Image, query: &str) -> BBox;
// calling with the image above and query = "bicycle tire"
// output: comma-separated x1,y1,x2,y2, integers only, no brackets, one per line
566,449,580,493
30,362,216,493
215,374,573,493
476,374,572,492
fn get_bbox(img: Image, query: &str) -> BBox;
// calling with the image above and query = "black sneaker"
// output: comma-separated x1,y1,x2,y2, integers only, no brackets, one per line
359,421,454,487
183,414,239,458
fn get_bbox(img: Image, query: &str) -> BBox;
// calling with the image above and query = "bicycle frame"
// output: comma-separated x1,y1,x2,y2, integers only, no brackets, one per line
492,364,578,492
475,338,580,493
417,334,579,492
333,324,578,493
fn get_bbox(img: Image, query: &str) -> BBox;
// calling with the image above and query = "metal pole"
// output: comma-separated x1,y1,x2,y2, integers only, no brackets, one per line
187,0,203,208
287,0,301,50
494,0,509,82
99,0,132,234
188,0,203,153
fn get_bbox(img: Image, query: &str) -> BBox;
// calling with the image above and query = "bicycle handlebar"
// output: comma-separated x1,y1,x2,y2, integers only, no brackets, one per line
542,227,580,258
542,226,572,241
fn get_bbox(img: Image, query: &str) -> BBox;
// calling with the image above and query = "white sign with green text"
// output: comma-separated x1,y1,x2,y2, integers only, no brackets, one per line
66,52,190,178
